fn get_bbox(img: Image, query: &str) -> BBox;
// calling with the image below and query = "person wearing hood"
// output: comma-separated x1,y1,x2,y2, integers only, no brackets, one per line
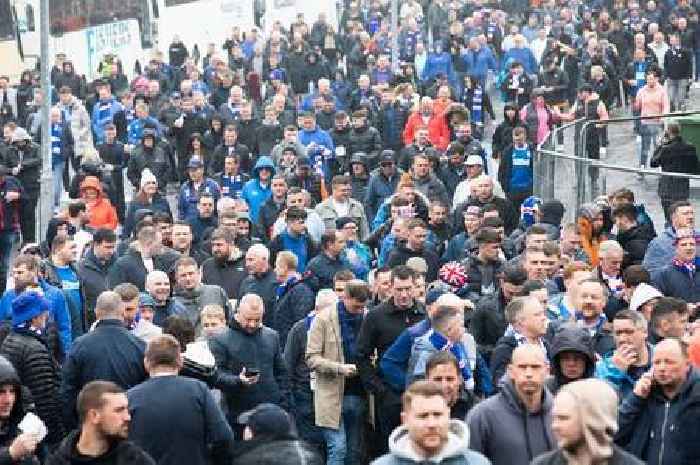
347,154,370,205
534,379,644,465
545,324,596,394
576,203,608,268
6,128,41,244
241,156,275,225
231,403,322,465
0,354,42,464
492,102,524,161
347,110,382,170
79,176,118,230
1,291,65,447
48,381,154,465
468,344,555,465
123,170,172,240
127,128,173,193
55,61,83,99
612,203,656,268
209,294,290,435
372,380,489,465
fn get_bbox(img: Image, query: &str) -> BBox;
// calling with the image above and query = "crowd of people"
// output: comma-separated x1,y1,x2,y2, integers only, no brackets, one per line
0,0,699,464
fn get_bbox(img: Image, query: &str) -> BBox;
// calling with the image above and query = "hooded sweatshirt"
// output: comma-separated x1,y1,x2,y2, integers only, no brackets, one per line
241,156,275,223
80,176,118,230
372,419,491,465
545,325,596,394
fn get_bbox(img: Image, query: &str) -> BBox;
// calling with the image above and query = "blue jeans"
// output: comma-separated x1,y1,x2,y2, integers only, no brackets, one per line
321,395,366,465
52,161,65,207
639,123,661,167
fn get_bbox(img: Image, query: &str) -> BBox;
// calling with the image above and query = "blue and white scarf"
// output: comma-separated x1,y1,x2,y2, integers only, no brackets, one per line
427,329,473,389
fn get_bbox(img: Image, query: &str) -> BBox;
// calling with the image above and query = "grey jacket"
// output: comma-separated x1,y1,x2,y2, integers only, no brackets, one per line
467,379,555,465
371,420,491,465
172,284,233,335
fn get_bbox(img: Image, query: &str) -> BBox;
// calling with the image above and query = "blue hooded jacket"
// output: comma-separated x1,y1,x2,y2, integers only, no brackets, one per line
241,156,275,223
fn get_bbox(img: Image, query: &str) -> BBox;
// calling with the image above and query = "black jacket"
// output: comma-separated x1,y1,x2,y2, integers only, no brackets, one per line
238,270,278,328
454,195,518,235
107,247,181,291
273,279,315,351
386,243,441,283
347,125,382,167
617,223,655,268
47,430,155,465
460,253,505,303
201,255,247,300
545,324,596,394
356,298,426,396
209,321,290,420
60,319,147,429
471,291,508,360
490,335,551,388
650,136,698,204
0,358,38,465
127,375,233,465
0,330,64,446
306,252,350,292
258,197,285,242
230,435,322,465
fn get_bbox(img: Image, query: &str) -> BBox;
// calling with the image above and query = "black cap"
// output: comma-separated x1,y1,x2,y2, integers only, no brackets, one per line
238,403,294,437
287,206,307,221
296,156,311,168
379,150,395,164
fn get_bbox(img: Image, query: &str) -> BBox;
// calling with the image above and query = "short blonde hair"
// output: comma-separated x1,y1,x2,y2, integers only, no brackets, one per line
201,304,226,322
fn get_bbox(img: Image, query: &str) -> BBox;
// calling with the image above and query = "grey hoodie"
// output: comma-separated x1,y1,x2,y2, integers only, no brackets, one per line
467,379,555,465
372,419,491,465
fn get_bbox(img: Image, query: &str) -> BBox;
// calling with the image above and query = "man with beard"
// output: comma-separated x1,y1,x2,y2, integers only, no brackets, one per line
209,294,290,436
534,379,643,465
562,279,615,356
170,221,209,266
144,270,186,327
201,228,246,301
47,381,154,465
387,219,440,282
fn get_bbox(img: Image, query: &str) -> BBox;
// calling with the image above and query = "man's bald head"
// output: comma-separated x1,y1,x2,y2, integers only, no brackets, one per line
511,344,548,365
508,344,549,398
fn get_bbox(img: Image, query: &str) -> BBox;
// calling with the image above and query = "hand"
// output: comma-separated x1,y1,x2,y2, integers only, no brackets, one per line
9,433,39,460
4,191,19,202
11,166,20,176
239,367,260,386
611,345,638,371
340,364,357,377
633,371,653,398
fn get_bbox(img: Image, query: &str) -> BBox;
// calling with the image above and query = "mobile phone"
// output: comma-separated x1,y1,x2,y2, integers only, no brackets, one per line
247,368,260,377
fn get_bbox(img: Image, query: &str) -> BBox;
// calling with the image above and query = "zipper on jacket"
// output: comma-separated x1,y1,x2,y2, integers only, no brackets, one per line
658,401,670,465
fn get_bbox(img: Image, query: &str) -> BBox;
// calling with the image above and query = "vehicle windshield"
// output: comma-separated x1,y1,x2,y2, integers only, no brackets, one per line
50,0,148,34
0,0,15,40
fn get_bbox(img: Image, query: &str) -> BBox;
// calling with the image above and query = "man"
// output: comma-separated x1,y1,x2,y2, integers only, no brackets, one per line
172,257,231,334
238,244,277,323
78,228,117,327
298,112,335,181
272,251,315,349
268,206,319,273
1,292,64,446
650,297,690,341
411,153,449,207
258,175,288,242
0,165,21,294
616,338,699,465
613,203,655,267
47,381,155,465
270,125,307,167
306,230,351,292
241,156,276,224
498,127,534,211
271,187,326,243
8,128,41,244
569,279,616,355
170,221,208,266
596,310,653,398
42,236,86,338
643,201,696,274
212,153,249,200
209,294,290,435
387,219,440,282
546,325,596,394
0,254,72,359
0,356,42,463
127,335,233,465
634,66,669,170
534,379,643,465
490,297,549,387
425,351,475,419
315,175,370,240
453,174,518,235
178,158,221,222
460,228,505,302
61,291,147,429
201,228,246,300
145,270,186,327
107,222,181,291
652,228,700,304
357,265,426,452
468,344,555,465
306,280,371,465
91,81,124,145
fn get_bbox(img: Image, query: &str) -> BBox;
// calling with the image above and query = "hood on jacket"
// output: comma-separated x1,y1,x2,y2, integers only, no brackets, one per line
252,156,276,179
541,200,565,225
388,419,471,462
79,175,104,197
558,379,619,463
549,324,596,385
0,355,25,422
305,51,320,64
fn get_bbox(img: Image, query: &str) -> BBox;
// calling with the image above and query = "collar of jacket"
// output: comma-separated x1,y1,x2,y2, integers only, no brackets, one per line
95,319,126,329
388,299,424,316
230,318,261,336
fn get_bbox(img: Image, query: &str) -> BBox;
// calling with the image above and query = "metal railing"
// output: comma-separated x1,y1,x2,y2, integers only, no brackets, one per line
535,111,700,225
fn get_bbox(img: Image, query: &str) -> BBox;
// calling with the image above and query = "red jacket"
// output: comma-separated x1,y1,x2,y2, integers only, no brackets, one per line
403,111,444,148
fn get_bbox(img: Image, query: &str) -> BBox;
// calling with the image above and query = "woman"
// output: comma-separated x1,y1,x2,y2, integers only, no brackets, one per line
187,133,208,168
80,176,118,230
123,169,173,239
492,102,523,160
203,115,224,151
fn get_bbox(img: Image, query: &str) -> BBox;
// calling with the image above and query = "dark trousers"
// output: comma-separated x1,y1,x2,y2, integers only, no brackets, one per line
374,391,402,457
20,195,38,244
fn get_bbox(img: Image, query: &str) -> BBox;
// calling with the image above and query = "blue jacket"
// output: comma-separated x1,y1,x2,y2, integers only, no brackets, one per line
365,171,401,221
241,156,275,224
380,319,431,392
177,178,222,221
503,47,538,75
643,227,699,274
0,280,72,357
595,344,653,399
462,47,498,82
298,127,334,179
127,116,162,145
91,97,123,145
422,52,455,84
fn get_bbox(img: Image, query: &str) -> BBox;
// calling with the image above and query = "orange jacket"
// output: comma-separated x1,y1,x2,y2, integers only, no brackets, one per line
80,176,118,230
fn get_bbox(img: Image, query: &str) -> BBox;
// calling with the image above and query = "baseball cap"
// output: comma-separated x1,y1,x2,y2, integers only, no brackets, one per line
425,286,448,306
138,293,156,309
379,150,395,165
238,403,294,437
465,155,484,166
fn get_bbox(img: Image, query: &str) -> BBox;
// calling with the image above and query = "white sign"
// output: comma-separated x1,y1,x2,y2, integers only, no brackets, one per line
85,20,140,81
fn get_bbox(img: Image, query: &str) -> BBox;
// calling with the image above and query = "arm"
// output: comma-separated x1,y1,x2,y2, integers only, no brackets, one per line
466,405,490,454
51,292,72,356
615,391,649,447
60,350,81,429
272,332,291,411
203,386,234,465
356,311,387,395
379,329,413,391
208,337,243,391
